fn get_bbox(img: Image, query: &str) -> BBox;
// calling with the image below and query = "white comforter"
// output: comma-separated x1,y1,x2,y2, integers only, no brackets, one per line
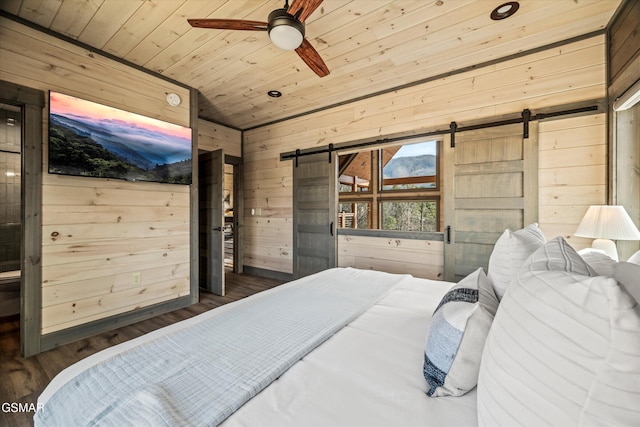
222,274,478,427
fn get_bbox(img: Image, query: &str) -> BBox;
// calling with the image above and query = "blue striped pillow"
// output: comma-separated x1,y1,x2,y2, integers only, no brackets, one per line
424,267,499,397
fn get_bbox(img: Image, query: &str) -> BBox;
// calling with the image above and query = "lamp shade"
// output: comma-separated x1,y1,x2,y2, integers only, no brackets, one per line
575,205,640,240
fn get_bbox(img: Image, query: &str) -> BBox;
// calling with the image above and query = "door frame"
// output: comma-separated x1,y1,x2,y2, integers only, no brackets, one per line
225,155,243,273
0,80,44,357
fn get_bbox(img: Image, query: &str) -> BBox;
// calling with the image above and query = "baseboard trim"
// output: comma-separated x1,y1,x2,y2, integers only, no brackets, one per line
242,266,293,282
39,295,193,353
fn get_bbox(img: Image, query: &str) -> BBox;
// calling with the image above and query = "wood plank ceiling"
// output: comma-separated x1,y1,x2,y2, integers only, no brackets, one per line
0,0,622,130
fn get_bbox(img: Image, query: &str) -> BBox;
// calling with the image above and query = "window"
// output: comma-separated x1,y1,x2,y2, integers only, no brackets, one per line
338,151,371,192
381,200,438,232
338,139,440,231
338,201,371,229
381,141,437,190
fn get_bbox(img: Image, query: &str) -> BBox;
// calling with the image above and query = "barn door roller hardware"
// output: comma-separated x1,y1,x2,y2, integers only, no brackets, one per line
292,143,336,167
522,109,531,138
281,103,599,160
449,122,457,148
449,108,534,147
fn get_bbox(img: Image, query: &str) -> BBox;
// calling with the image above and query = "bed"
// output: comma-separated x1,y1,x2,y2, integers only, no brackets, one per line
35,226,640,426
35,267,477,426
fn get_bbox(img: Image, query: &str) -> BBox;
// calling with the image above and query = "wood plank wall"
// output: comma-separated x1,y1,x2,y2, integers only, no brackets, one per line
608,0,640,261
197,119,241,157
537,114,607,248
338,235,444,280
243,35,607,277
608,0,640,90
0,17,192,334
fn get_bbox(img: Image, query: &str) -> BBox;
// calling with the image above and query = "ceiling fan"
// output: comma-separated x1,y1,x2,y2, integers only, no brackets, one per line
188,0,329,77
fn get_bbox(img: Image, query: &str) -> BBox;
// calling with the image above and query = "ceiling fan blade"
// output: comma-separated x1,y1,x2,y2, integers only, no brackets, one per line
295,38,330,77
187,19,268,31
287,0,323,23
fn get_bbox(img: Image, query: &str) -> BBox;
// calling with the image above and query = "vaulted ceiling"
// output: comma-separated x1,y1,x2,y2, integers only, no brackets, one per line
0,0,622,130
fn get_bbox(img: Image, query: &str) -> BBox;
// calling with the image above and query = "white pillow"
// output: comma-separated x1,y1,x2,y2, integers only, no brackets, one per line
478,237,640,426
423,267,499,397
613,261,640,303
578,247,616,276
523,236,594,276
487,223,546,300
627,250,640,265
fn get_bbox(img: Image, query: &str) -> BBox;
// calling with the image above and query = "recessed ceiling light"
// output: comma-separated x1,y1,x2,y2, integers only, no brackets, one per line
267,90,282,98
490,2,519,20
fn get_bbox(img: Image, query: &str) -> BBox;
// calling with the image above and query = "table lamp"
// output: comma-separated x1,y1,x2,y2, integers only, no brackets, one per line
574,205,640,261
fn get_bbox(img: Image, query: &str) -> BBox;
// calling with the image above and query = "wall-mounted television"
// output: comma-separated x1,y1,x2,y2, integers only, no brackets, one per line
48,91,192,184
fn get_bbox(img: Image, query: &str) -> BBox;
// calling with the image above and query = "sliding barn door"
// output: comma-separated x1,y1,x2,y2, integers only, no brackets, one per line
293,152,338,279
199,149,225,295
443,123,538,282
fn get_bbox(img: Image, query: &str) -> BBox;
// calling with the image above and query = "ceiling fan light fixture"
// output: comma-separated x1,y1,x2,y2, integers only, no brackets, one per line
186,1,329,77
268,8,304,50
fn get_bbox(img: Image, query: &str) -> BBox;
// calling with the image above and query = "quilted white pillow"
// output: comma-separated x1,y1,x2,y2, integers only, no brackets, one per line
487,223,546,300
478,237,640,426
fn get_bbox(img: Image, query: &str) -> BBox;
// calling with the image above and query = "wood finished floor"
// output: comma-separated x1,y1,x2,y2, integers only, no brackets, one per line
0,271,284,427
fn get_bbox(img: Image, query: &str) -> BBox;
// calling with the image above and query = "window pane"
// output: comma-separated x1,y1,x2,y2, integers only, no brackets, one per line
338,202,371,229
381,200,437,232
338,152,371,193
382,140,437,190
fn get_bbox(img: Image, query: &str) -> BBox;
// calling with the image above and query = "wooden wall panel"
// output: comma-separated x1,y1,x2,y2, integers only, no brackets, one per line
243,35,607,276
609,0,640,86
538,114,607,250
609,0,640,262
0,17,192,334
338,235,443,280
197,119,241,157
